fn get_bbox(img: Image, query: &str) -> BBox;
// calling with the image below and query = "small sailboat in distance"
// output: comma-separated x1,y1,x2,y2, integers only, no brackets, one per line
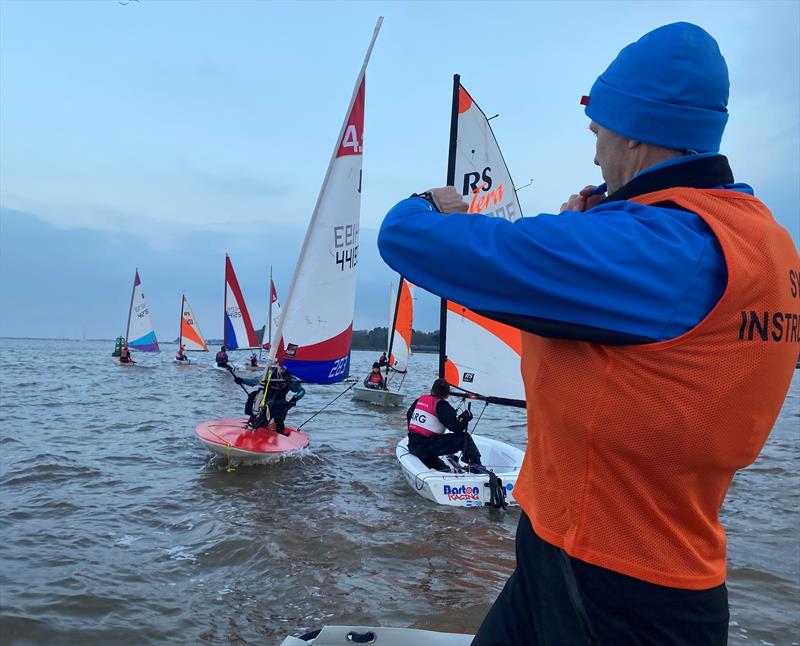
113,269,159,366
211,254,258,371
175,295,208,364
353,277,413,406
195,17,383,463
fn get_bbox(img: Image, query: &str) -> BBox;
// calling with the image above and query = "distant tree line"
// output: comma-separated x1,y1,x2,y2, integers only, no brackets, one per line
351,327,439,352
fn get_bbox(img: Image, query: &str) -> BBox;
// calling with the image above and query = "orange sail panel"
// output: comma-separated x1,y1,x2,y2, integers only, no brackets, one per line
389,279,414,372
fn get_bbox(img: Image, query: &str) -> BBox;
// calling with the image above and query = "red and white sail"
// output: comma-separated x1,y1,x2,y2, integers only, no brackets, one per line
180,295,208,351
270,18,382,384
388,278,414,373
223,254,258,350
442,78,525,404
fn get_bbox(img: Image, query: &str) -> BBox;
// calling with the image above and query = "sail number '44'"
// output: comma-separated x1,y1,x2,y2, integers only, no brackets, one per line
333,224,358,271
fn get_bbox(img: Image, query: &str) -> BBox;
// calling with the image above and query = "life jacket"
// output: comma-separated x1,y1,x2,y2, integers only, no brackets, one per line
367,372,383,385
408,395,446,437
514,187,799,590
215,351,227,363
176,350,185,360
119,348,130,362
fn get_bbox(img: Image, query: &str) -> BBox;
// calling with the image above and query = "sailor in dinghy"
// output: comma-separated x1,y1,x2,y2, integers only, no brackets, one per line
406,378,483,471
235,363,305,436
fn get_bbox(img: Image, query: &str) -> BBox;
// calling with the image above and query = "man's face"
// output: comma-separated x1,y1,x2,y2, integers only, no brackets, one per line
590,121,631,194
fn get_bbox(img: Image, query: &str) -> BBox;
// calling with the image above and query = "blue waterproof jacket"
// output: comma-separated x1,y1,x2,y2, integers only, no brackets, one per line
378,154,751,344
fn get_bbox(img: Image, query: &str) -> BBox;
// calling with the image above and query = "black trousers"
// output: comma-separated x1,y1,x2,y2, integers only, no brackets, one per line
472,514,729,646
269,401,291,434
407,431,481,464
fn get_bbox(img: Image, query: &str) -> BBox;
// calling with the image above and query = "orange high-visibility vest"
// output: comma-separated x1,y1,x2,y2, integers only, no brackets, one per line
514,188,799,589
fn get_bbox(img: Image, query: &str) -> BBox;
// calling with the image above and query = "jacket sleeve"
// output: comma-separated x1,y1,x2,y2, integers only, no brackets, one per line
289,381,305,401
240,376,261,387
377,197,726,344
435,400,467,433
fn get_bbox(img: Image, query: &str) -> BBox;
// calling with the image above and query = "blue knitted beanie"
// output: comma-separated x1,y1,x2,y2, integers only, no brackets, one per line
584,22,729,152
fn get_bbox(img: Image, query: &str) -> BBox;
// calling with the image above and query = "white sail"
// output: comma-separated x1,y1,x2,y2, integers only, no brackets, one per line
270,18,383,384
126,269,159,352
180,295,208,351
442,78,524,403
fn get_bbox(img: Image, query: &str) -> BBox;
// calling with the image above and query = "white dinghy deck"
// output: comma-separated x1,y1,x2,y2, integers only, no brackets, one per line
281,626,472,646
396,434,523,508
352,385,405,407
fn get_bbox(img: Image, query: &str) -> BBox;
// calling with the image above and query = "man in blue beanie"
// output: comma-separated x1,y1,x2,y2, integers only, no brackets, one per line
378,22,799,646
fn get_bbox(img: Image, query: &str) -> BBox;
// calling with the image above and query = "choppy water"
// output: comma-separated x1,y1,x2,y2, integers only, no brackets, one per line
0,338,797,645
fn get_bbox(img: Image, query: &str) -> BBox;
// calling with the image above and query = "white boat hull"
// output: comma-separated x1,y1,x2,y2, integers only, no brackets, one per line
396,434,523,508
352,386,405,407
281,626,472,646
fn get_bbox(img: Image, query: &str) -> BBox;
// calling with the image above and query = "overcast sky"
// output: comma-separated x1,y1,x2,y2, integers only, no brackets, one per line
1,0,798,340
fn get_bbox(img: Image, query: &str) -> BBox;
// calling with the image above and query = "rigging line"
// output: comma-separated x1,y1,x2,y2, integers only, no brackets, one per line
471,401,489,433
296,381,357,430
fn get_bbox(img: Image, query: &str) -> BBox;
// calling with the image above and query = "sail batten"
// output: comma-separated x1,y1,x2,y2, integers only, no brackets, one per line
126,269,159,352
267,17,383,384
440,76,525,404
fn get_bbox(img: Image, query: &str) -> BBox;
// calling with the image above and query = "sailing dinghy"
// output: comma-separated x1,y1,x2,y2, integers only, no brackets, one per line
352,278,413,406
175,295,208,364
246,268,281,371
209,255,258,371
396,77,526,506
113,269,159,366
195,18,382,463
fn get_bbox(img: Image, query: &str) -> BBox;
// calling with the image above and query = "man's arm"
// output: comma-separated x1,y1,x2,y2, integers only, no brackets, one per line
378,197,726,344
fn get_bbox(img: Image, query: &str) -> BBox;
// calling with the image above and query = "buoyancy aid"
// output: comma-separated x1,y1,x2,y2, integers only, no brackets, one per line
408,395,446,437
215,351,227,363
366,372,383,385
514,188,799,589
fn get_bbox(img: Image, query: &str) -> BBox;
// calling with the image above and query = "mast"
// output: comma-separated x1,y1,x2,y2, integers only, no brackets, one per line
386,277,403,372
222,254,228,348
179,295,185,347
125,268,137,343
439,73,460,379
268,265,273,349
265,16,383,370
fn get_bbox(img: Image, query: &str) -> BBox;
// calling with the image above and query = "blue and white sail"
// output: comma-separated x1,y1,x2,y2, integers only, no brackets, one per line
271,18,382,384
126,270,159,352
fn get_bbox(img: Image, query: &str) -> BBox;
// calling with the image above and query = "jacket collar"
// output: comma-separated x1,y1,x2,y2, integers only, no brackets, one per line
601,154,734,204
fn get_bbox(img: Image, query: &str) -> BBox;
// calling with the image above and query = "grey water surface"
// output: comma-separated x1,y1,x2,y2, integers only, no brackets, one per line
0,339,797,645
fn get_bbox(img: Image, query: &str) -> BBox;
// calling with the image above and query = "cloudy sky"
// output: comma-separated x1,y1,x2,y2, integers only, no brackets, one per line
1,0,798,340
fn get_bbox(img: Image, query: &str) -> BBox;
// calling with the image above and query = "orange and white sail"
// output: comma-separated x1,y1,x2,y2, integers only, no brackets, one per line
441,76,525,405
180,295,208,352
388,278,413,373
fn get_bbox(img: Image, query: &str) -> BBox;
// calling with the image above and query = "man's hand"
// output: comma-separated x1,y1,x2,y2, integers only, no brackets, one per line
560,185,605,213
428,186,469,214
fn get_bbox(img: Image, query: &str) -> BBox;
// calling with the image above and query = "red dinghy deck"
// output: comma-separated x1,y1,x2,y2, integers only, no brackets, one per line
195,418,309,462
